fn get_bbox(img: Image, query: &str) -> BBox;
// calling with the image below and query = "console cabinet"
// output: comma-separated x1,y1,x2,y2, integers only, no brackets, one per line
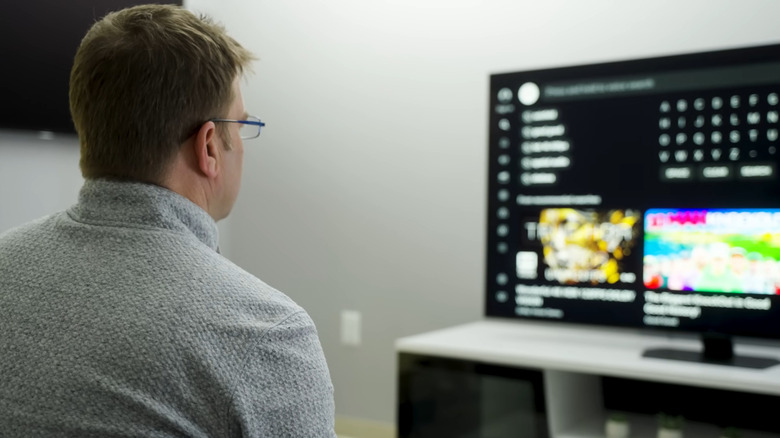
396,320,780,438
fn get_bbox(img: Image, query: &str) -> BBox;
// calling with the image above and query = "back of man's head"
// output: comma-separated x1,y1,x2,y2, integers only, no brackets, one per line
70,4,254,184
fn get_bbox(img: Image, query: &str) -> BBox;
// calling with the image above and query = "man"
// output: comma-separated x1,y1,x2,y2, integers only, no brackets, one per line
0,5,336,437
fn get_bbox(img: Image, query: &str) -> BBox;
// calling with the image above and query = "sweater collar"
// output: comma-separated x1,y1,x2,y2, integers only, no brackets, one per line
68,179,220,251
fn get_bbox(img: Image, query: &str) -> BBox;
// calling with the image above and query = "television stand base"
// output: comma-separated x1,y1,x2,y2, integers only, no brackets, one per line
642,348,780,369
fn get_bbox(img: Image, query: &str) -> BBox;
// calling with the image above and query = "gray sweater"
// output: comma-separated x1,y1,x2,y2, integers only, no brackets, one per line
0,180,336,437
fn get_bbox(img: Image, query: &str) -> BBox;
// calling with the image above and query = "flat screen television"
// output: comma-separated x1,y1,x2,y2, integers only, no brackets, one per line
0,0,182,135
485,42,780,368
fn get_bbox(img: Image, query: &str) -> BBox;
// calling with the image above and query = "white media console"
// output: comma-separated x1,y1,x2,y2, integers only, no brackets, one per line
396,319,780,438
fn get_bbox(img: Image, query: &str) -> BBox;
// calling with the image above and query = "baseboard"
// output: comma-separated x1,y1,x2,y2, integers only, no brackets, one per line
335,415,396,438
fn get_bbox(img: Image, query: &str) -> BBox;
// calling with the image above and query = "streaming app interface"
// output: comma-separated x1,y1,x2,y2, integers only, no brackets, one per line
486,45,780,338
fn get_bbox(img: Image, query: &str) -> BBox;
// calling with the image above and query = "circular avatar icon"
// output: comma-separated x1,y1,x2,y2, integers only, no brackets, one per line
518,82,540,106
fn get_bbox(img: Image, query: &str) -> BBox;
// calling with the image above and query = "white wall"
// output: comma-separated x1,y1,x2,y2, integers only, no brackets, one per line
0,131,82,232
4,0,780,427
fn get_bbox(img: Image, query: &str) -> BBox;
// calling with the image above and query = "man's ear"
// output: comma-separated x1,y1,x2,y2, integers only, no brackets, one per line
194,121,220,179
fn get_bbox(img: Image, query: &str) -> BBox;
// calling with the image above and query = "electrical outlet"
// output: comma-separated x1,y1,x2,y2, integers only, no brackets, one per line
341,310,362,346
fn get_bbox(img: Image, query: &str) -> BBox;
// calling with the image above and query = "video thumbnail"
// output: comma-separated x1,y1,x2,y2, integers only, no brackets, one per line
644,209,780,294
535,208,641,285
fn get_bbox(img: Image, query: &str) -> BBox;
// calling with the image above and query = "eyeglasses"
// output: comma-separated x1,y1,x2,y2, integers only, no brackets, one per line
210,115,265,140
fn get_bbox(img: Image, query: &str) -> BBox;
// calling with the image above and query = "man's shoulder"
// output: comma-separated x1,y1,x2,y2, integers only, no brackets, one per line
1,211,61,233
206,255,306,319
142,245,307,332
0,212,65,250
206,254,297,298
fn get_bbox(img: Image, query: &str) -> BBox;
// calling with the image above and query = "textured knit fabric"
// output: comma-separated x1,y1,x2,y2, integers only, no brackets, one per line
0,179,336,437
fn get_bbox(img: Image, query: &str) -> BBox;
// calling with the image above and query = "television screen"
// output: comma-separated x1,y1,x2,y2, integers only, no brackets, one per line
485,43,780,342
0,0,182,135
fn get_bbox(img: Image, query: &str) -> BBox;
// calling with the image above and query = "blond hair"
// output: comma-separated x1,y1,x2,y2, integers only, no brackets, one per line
69,4,255,183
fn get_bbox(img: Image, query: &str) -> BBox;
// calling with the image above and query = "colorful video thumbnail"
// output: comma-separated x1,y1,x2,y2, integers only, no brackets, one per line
537,208,641,284
644,209,780,294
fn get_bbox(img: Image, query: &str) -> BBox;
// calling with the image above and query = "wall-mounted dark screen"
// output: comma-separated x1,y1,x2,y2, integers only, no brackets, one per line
486,43,780,341
0,0,182,135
